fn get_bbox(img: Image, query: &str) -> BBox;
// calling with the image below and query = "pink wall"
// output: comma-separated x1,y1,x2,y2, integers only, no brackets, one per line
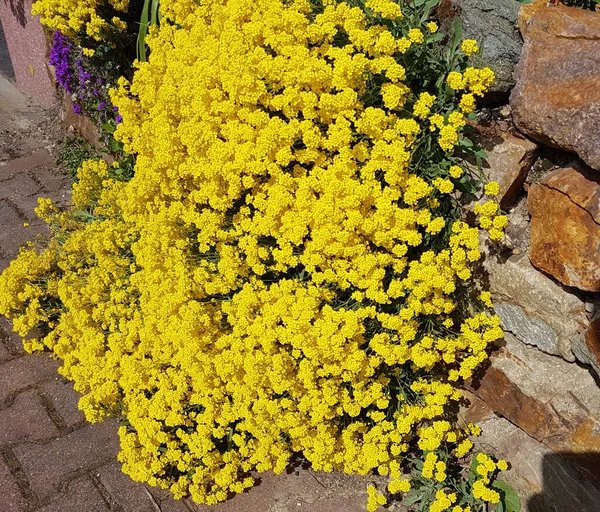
0,0,57,105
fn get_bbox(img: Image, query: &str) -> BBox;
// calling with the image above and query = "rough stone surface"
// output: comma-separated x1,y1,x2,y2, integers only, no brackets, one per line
528,163,600,292
469,334,600,482
572,317,600,379
517,0,549,38
480,131,539,209
511,5,600,170
485,253,587,360
476,414,600,512
438,0,523,95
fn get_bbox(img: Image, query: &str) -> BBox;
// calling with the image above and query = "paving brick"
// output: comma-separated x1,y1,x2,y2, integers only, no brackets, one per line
0,457,27,512
39,377,85,429
96,461,167,512
0,338,11,363
0,149,54,178
0,317,25,357
38,476,109,512
0,201,48,258
0,390,58,446
32,166,72,206
0,172,42,201
0,353,60,404
13,420,120,501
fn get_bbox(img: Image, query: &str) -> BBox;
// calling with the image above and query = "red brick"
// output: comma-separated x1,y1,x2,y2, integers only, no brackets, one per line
0,338,11,362
0,172,42,200
0,390,58,446
39,377,85,429
31,166,72,206
96,461,169,512
39,476,109,512
0,150,53,177
0,457,26,512
0,317,25,357
13,420,120,501
0,353,60,403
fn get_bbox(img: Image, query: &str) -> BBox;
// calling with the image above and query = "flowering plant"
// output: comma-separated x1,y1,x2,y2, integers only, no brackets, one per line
10,0,521,510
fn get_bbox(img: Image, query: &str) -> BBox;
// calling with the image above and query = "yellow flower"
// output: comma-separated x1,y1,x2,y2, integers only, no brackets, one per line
461,39,479,56
82,48,95,57
484,182,500,196
446,72,465,91
408,28,424,44
449,165,463,179
426,21,438,33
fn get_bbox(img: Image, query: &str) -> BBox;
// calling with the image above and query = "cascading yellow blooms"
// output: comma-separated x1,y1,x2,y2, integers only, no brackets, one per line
32,0,129,40
7,0,507,509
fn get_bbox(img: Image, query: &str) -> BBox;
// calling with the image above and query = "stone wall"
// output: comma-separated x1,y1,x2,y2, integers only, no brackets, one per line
443,2,600,508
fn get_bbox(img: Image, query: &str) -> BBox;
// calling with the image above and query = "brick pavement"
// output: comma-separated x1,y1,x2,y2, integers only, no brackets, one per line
0,81,403,512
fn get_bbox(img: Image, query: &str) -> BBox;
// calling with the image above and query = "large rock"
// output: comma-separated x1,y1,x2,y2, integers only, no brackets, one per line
475,414,600,512
572,316,600,379
517,0,549,38
528,163,600,292
437,0,523,95
511,5,600,170
485,253,587,361
480,131,539,210
469,334,600,482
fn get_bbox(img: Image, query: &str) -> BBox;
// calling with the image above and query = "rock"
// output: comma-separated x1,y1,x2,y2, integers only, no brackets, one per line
572,317,600,379
517,0,549,38
437,0,523,96
510,5,600,170
469,334,600,482
485,253,587,361
528,163,600,292
475,414,600,512
481,131,539,209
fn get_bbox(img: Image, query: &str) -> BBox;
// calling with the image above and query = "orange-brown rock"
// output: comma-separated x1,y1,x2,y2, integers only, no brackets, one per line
528,163,600,292
510,5,600,170
517,0,549,37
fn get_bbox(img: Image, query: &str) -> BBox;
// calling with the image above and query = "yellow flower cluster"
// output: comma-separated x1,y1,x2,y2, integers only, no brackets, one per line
4,0,505,509
471,453,507,504
32,0,129,40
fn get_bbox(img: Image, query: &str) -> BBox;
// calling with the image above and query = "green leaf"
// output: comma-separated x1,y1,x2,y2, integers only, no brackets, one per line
469,455,480,484
474,149,488,159
151,0,161,25
102,122,115,133
492,480,521,512
403,491,425,506
451,15,463,54
137,0,152,62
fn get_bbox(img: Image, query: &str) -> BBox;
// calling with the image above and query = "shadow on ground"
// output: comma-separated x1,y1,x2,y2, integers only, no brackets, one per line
527,452,600,512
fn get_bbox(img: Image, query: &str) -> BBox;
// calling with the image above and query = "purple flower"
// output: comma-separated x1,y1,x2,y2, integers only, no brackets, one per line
72,103,82,115
113,106,119,112
98,102,106,110
115,114,123,124
49,31,72,94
